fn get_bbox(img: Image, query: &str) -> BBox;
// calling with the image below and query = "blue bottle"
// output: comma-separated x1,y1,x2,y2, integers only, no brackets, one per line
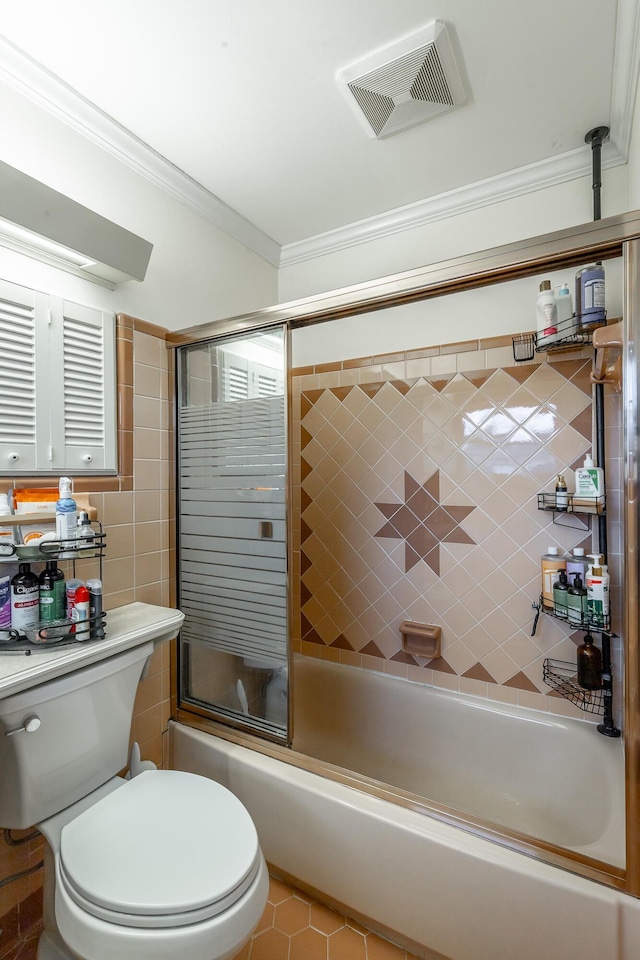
575,264,605,329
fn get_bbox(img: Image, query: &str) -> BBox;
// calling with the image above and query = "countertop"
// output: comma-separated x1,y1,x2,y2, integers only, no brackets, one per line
0,602,184,699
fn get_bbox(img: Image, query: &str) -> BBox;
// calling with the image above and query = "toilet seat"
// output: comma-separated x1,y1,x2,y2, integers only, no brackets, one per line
58,770,261,929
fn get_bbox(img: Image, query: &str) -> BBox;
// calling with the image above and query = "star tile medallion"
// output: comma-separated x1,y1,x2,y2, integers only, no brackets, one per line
374,470,476,575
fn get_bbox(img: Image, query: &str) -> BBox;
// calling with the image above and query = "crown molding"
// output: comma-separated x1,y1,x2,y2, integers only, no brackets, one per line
0,0,637,274
279,143,626,266
0,35,281,267
610,0,640,162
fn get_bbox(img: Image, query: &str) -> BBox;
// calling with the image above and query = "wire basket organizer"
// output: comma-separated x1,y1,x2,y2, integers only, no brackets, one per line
512,314,610,362
543,658,605,715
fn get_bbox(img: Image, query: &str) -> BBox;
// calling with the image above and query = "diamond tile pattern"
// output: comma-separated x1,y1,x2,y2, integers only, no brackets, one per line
294,355,606,708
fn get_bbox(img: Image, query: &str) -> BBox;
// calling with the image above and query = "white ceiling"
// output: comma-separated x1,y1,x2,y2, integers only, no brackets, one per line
0,0,636,267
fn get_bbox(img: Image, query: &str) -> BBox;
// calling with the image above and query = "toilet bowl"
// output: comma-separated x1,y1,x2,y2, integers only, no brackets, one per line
38,769,269,960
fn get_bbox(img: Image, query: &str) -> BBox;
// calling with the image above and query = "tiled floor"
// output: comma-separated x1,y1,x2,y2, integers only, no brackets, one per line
4,877,423,960
232,876,422,960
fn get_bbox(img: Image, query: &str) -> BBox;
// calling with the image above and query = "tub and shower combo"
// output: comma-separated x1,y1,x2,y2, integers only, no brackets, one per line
169,216,640,959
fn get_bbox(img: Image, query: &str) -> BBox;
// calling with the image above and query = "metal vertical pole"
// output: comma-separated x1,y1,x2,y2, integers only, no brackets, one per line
584,127,619,736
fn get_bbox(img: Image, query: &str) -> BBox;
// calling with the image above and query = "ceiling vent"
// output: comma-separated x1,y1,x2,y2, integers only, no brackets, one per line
337,21,465,139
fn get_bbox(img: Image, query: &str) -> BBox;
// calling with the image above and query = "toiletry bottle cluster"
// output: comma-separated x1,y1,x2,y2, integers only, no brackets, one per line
0,478,105,639
541,546,610,628
1,560,104,639
550,452,605,513
536,263,605,346
0,479,98,554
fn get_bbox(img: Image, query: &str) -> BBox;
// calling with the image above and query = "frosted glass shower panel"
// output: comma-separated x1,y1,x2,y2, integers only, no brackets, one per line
177,328,288,739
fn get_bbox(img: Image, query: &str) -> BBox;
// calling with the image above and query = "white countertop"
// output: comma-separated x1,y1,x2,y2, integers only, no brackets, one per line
0,602,184,699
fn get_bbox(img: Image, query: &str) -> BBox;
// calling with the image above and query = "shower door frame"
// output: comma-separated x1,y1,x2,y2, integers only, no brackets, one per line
169,208,640,898
174,325,293,744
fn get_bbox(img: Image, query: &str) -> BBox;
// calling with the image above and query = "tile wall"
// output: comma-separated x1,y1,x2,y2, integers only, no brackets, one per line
291,336,623,723
0,316,174,952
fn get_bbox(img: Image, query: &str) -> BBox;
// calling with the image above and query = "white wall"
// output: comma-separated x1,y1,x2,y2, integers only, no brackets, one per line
291,259,624,367
0,79,278,329
279,166,629,305
628,65,640,210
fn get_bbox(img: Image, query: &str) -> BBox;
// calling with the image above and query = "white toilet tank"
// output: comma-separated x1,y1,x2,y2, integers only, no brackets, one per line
0,642,154,829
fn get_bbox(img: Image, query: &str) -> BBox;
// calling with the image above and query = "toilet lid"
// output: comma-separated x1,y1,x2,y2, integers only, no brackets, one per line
59,770,261,928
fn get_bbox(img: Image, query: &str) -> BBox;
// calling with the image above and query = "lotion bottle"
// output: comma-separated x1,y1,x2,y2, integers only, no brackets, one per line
574,453,605,512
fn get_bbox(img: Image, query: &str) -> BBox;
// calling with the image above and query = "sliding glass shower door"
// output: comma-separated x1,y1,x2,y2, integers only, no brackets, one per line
176,325,288,741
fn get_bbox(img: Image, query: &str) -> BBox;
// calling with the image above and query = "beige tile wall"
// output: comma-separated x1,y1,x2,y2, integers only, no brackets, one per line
0,316,174,924
292,336,623,725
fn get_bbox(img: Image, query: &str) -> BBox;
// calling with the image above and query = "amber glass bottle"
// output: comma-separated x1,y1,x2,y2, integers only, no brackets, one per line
577,633,602,690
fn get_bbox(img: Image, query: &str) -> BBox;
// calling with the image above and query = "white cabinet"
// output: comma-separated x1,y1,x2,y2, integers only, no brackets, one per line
0,278,116,474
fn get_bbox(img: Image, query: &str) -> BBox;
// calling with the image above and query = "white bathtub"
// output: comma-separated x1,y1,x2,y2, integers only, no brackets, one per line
170,660,640,960
292,657,625,866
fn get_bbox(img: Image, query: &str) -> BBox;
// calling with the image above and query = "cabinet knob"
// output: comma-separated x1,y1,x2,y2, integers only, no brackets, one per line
82,454,93,464
7,453,19,462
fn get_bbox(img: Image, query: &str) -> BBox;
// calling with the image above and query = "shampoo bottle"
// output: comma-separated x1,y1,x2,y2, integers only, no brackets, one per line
566,547,590,583
10,563,39,633
577,633,602,690
541,547,566,610
567,574,588,627
553,570,569,619
39,561,66,622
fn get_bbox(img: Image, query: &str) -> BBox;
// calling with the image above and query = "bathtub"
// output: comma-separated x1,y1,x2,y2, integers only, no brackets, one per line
291,657,625,866
170,659,639,960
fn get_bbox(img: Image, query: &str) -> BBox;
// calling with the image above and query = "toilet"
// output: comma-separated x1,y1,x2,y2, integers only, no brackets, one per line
0,640,269,960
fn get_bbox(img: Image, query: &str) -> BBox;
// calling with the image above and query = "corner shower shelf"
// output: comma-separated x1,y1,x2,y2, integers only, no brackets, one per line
512,315,616,363
543,659,604,715
539,596,611,634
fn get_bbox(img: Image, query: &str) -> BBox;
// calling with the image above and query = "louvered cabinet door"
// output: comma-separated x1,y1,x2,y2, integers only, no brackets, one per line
0,279,45,473
48,298,117,473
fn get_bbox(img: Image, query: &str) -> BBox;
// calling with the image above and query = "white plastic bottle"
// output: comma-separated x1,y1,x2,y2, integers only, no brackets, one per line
556,283,574,336
56,477,77,556
536,280,558,344
574,453,605,512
